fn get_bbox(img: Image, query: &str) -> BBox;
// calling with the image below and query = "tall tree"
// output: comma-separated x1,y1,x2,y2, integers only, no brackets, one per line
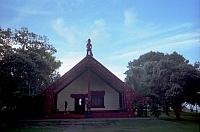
125,51,200,119
0,27,61,112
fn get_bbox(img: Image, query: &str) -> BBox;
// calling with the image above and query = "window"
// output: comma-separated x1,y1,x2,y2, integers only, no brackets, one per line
91,91,105,108
91,95,104,108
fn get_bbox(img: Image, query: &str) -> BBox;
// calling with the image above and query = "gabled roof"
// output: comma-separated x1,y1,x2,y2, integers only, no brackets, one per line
46,55,134,94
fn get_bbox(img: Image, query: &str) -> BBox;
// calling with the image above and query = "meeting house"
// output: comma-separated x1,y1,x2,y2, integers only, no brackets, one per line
43,39,135,118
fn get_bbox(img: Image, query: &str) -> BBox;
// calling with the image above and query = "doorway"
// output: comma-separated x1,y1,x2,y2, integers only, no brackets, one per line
74,98,85,114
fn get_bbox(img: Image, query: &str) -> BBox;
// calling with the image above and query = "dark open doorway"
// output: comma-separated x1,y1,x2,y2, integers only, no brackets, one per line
74,98,85,114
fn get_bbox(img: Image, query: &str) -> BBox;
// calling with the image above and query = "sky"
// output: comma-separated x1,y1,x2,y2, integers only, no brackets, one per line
0,0,200,81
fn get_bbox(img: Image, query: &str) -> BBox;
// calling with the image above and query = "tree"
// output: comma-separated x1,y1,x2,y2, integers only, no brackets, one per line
0,27,61,115
125,51,200,119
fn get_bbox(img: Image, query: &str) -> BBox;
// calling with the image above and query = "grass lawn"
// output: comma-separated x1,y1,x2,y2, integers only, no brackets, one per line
1,118,199,132
1,112,199,132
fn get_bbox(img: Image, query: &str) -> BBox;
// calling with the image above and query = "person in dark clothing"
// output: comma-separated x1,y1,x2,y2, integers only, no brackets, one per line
65,101,68,112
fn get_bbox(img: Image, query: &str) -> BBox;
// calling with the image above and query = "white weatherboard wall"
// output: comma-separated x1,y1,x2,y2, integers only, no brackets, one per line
57,71,120,111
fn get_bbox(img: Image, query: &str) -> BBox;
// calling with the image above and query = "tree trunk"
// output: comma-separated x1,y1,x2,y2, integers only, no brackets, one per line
173,107,181,120
165,106,169,116
164,104,170,116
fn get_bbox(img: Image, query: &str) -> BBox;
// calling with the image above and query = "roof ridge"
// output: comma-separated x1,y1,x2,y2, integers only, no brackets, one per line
45,55,134,93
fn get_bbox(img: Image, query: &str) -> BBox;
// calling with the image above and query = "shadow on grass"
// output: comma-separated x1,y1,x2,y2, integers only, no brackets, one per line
158,111,200,124
0,112,199,132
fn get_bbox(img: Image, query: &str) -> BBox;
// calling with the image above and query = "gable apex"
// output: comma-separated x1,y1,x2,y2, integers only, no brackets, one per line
46,55,134,94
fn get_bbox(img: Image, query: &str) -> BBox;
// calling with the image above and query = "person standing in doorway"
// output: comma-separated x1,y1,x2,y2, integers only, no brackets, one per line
65,101,68,112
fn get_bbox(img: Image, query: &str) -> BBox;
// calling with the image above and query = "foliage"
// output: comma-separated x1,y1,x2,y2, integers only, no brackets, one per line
125,51,200,119
0,27,61,115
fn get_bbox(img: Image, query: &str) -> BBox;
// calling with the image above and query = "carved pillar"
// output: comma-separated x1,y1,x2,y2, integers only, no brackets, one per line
87,69,91,111
122,92,126,111
43,87,54,115
125,89,134,117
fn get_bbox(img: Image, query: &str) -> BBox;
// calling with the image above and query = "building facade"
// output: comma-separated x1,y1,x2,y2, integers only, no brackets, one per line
43,40,135,118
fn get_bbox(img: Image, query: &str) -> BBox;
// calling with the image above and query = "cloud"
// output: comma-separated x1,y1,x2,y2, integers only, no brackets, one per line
116,39,199,60
109,24,200,60
52,18,81,46
52,18,111,77
18,6,52,16
130,23,193,40
58,51,84,75
52,18,109,46
2,2,53,16
106,64,126,81
89,19,109,43
53,9,199,81
124,9,137,27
